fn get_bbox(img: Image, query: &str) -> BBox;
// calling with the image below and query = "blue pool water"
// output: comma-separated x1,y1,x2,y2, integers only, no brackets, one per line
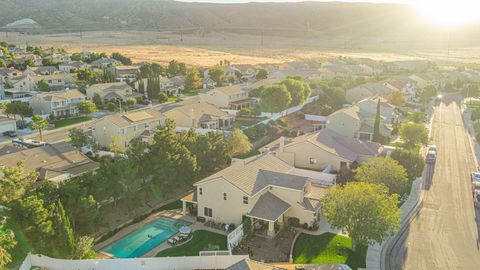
103,217,189,258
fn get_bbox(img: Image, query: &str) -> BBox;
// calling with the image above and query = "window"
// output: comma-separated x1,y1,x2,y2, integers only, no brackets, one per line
223,193,227,200
122,128,127,135
199,188,203,195
243,196,248,204
134,125,138,131
310,158,317,164
204,207,213,217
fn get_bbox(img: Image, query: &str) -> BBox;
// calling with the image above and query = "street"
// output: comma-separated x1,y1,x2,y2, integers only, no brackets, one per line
386,97,480,269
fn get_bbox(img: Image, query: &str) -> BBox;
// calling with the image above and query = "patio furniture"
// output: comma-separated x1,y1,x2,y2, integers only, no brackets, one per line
173,236,181,242
179,226,192,234
179,233,190,240
167,238,177,245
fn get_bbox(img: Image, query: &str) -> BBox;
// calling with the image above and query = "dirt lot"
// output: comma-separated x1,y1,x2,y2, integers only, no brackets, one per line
2,30,479,66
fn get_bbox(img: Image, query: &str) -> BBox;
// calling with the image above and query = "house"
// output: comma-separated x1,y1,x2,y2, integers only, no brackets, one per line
25,66,59,76
157,97,234,130
202,77,217,90
268,69,322,81
183,153,329,237
45,53,70,64
389,60,430,72
232,64,258,80
204,66,240,83
86,82,139,103
108,65,140,82
0,67,22,84
326,105,392,140
0,116,16,133
92,109,165,151
29,89,86,118
199,84,255,110
135,76,185,97
31,73,75,90
90,57,121,68
279,61,310,70
320,65,351,80
0,142,99,183
9,75,34,92
346,82,393,103
384,79,416,102
356,96,397,124
266,130,381,172
58,61,89,73
246,78,282,91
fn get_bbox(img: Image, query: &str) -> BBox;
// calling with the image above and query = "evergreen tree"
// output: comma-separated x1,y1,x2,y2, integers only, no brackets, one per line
138,79,145,94
54,200,75,258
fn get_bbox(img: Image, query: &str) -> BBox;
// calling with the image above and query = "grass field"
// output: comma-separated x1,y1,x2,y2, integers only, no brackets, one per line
292,233,367,270
156,230,227,257
53,116,91,129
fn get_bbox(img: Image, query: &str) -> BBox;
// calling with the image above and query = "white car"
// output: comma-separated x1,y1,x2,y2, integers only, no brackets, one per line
426,150,437,164
428,145,437,153
471,172,480,182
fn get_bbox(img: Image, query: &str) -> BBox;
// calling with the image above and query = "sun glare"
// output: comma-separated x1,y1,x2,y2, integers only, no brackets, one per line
415,0,480,26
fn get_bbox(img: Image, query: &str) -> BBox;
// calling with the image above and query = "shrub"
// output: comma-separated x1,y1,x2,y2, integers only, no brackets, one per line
288,217,300,227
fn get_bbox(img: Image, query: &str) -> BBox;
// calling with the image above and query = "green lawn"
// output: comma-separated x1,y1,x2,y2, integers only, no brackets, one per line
292,233,367,270
155,200,183,212
156,230,227,257
181,90,200,97
53,116,91,128
234,119,260,128
3,219,32,268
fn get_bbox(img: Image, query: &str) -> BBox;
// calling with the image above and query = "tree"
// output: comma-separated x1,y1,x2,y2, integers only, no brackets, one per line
168,60,180,77
256,69,268,80
111,52,132,65
0,230,16,268
388,90,406,107
399,123,428,148
59,180,98,234
74,236,96,259
391,148,425,180
418,85,437,103
31,115,49,141
6,102,32,124
354,156,409,195
126,97,137,109
0,161,37,205
68,128,96,150
208,65,225,86
77,100,98,116
260,84,292,113
53,201,75,258
92,93,103,108
109,136,122,153
372,99,381,142
322,182,400,251
227,128,252,156
461,83,480,98
138,79,145,94
280,78,311,106
407,112,427,123
76,68,97,84
37,79,50,92
158,92,168,103
184,68,202,90
321,86,346,109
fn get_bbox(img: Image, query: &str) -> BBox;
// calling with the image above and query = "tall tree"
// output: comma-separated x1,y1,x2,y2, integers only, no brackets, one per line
0,161,37,205
53,201,75,258
398,123,428,148
208,65,225,86
92,94,103,108
407,112,427,123
354,156,409,195
322,182,400,251
31,115,49,141
73,236,96,259
281,78,311,106
77,100,98,116
37,79,50,92
185,68,202,90
387,90,406,107
260,84,292,113
227,128,252,156
391,148,425,180
168,60,180,77
138,79,145,94
111,52,132,65
59,180,98,234
256,69,268,80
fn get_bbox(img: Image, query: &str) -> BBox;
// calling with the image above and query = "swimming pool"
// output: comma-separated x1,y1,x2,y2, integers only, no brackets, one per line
102,217,190,258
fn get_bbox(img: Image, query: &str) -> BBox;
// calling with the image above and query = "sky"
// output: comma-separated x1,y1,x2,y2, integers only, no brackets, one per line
177,0,415,3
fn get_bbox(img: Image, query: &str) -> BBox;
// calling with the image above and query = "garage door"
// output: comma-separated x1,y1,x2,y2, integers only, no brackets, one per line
0,122,16,133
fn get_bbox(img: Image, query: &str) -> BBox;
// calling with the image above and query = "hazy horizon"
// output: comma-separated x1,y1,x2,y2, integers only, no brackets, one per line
177,0,415,3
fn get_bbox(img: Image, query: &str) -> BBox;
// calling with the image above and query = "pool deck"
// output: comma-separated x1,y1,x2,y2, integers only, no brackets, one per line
94,209,228,258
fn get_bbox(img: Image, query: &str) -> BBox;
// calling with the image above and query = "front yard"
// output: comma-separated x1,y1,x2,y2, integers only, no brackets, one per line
156,230,227,257
292,233,367,270
53,116,91,128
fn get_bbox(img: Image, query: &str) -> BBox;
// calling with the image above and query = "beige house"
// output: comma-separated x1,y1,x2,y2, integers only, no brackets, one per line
266,129,381,171
86,82,139,103
92,109,165,151
0,116,17,133
31,73,74,90
183,153,329,237
29,89,86,118
157,97,234,130
326,105,392,141
199,84,255,110
0,142,99,183
346,82,393,103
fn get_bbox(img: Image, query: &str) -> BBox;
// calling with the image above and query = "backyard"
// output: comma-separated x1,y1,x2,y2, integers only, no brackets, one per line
156,230,227,257
292,233,367,270
53,116,92,128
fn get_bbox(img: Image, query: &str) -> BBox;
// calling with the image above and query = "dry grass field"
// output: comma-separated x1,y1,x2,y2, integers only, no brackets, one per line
2,30,479,66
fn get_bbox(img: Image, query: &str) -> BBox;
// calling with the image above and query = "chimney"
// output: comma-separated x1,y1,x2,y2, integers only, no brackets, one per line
279,136,285,154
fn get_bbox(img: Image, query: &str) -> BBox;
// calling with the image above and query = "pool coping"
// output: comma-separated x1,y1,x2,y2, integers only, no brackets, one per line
94,210,188,257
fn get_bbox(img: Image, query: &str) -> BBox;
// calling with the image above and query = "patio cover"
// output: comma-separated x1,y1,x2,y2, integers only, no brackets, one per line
247,192,290,222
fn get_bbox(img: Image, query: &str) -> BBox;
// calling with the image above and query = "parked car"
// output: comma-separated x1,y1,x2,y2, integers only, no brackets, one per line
2,130,17,137
12,138,47,148
426,150,437,164
428,145,437,153
474,189,480,208
471,172,480,182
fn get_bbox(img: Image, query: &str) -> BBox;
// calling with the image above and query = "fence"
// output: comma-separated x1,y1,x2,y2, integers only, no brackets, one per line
227,224,244,254
175,126,231,136
256,95,319,126
20,253,248,270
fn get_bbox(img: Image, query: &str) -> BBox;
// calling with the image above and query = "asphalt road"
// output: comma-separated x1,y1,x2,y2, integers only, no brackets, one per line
387,97,480,269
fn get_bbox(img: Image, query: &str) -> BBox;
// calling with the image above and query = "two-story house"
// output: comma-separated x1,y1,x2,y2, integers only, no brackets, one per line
182,153,329,237
346,82,394,103
199,84,255,110
92,109,165,151
58,61,89,73
29,89,86,118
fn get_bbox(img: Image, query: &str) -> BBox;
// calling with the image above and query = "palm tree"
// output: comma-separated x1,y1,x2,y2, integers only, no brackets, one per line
31,115,49,141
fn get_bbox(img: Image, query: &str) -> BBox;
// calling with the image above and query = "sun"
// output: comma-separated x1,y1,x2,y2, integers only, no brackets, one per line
414,0,480,26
